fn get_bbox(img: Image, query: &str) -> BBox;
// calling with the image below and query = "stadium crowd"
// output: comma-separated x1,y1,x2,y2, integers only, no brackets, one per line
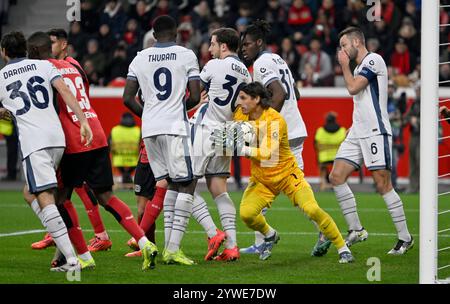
54,0,447,89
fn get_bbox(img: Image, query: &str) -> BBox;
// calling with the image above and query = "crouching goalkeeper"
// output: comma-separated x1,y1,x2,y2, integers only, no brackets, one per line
214,82,354,263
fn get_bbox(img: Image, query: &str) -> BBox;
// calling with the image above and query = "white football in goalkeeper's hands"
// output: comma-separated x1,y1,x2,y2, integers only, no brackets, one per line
240,121,256,145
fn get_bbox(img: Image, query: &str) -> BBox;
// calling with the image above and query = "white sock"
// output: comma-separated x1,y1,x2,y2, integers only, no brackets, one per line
337,244,350,254
383,189,411,242
167,193,193,252
334,183,363,231
215,192,237,249
254,207,268,246
30,199,45,226
79,251,93,262
163,190,178,249
41,204,77,264
192,191,217,238
138,236,149,250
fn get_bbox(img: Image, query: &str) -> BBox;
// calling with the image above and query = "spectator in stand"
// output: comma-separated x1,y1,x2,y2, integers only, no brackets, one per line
372,19,395,59
441,106,450,124
68,21,88,61
83,39,106,79
367,38,381,54
235,16,250,36
404,0,420,30
381,0,402,35
130,0,152,32
80,0,101,34
299,38,333,86
404,84,421,194
123,18,143,58
150,0,179,23
265,0,288,45
387,82,406,191
191,0,211,35
96,23,117,55
279,37,301,81
299,62,314,87
390,38,416,76
440,64,450,87
287,0,314,35
317,0,336,29
398,17,420,58
104,43,129,85
100,0,127,40
83,59,101,85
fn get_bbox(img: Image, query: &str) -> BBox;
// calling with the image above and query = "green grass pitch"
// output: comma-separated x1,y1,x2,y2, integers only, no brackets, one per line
0,190,448,284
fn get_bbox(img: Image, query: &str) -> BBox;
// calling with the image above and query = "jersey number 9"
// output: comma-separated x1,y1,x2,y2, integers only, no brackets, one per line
154,67,172,101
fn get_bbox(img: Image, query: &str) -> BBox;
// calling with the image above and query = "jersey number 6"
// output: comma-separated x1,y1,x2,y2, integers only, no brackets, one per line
6,76,49,116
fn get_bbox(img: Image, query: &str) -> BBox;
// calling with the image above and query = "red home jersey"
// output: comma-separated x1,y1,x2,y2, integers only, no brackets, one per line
48,58,107,154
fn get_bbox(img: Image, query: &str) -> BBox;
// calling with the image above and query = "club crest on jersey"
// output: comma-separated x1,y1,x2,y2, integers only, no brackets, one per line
369,60,375,65
260,68,266,73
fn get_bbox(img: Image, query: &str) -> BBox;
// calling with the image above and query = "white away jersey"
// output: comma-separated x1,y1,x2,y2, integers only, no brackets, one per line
199,55,252,127
127,42,200,137
0,58,65,158
347,52,392,139
253,52,307,139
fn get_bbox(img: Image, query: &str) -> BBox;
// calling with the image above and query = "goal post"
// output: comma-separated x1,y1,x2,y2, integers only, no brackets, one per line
419,0,439,284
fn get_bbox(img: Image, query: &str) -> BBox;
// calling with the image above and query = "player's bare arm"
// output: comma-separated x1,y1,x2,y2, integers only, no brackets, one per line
338,50,368,95
186,78,201,110
52,77,93,146
267,80,286,112
123,79,142,117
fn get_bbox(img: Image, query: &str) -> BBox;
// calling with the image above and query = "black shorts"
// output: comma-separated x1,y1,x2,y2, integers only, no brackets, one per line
134,160,156,199
60,147,114,191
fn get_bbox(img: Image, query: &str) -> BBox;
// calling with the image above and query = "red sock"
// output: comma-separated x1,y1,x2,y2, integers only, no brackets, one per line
105,196,144,241
147,223,156,244
140,187,166,234
75,184,106,235
63,200,89,255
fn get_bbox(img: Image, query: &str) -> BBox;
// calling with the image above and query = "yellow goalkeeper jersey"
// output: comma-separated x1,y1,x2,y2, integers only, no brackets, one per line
234,107,298,186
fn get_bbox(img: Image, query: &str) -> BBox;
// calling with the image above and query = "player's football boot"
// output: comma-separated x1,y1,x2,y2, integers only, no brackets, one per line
142,240,158,270
259,231,280,261
87,237,112,252
239,243,264,254
163,249,196,265
214,246,240,261
205,229,227,261
345,228,368,247
124,250,142,258
31,233,55,250
78,257,96,270
338,251,355,264
311,232,332,257
50,259,81,272
387,236,414,255
127,237,139,251
50,248,66,268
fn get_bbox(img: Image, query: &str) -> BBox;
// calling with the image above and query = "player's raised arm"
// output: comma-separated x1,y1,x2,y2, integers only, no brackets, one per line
123,79,142,117
338,50,368,95
52,77,93,146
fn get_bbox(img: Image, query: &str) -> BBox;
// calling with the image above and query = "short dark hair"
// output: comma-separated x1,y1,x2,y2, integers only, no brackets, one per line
153,15,177,36
1,31,27,59
27,31,52,59
211,28,240,52
243,20,271,43
47,28,68,40
338,27,365,44
240,82,271,109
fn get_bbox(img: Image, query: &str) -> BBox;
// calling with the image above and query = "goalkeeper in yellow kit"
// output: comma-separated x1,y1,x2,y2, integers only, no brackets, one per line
227,82,354,263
